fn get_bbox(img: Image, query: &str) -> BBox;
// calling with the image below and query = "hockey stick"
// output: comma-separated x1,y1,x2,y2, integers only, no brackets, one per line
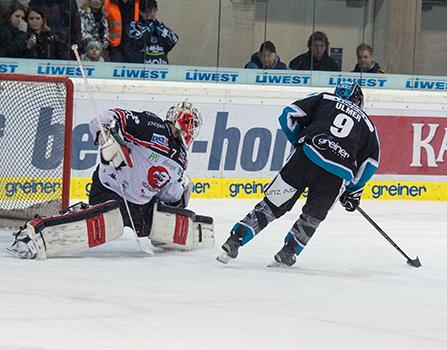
71,44,154,255
356,206,421,267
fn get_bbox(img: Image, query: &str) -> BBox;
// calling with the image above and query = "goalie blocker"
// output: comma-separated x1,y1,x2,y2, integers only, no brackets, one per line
5,200,214,259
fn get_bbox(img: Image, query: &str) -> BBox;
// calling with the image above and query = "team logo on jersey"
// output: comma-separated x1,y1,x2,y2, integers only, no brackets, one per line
151,134,169,147
312,134,350,159
147,166,171,189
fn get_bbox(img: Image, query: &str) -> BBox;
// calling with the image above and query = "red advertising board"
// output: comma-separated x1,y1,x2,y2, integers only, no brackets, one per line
372,116,447,175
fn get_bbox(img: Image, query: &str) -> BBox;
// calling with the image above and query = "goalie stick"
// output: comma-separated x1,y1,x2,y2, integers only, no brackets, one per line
71,44,154,255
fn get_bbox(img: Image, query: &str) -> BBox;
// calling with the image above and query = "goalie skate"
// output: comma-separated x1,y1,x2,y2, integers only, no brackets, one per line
4,226,41,259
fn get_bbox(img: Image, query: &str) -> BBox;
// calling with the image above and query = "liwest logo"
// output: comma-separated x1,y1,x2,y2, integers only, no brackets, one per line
185,69,239,83
0,63,18,73
405,78,447,90
328,75,387,88
37,63,94,77
113,66,168,79
371,184,427,199
255,73,310,85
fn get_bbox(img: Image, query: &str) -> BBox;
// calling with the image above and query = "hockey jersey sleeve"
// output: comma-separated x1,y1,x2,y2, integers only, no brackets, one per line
278,93,322,146
346,128,380,192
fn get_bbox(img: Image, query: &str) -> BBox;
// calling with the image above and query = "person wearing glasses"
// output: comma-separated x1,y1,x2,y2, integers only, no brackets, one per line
351,43,384,74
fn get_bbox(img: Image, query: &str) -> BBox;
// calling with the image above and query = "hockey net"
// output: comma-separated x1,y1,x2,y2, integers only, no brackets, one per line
0,74,73,222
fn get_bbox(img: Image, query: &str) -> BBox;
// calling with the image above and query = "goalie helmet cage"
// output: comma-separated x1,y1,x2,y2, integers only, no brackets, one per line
0,74,73,221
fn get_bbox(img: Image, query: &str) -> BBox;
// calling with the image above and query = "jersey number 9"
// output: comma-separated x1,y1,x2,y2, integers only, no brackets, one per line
330,113,354,138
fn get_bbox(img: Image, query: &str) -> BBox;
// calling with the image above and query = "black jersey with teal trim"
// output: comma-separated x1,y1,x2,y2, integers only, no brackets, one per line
278,92,380,191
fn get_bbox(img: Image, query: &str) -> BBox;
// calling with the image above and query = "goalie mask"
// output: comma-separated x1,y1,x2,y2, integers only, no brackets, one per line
166,102,202,149
334,81,364,108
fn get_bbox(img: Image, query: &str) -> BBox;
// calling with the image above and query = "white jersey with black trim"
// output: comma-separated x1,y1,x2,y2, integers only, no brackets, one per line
89,108,188,205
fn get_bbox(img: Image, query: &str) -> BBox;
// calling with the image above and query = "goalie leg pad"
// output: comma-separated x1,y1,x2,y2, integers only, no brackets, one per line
150,202,214,251
5,200,124,259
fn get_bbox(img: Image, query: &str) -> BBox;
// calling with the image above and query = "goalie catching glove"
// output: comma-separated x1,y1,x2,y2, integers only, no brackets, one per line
339,187,364,212
98,120,133,169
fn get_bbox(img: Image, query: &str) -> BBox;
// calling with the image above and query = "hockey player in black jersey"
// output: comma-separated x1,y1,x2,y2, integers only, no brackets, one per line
218,82,380,266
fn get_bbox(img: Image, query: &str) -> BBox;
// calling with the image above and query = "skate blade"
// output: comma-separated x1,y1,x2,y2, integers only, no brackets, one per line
267,259,292,268
4,247,25,259
216,252,233,264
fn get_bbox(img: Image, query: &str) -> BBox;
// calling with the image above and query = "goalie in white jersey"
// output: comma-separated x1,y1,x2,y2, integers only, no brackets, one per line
88,102,200,237
6,102,215,259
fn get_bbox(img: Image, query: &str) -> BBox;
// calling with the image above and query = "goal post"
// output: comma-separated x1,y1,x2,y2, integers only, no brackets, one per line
0,74,73,220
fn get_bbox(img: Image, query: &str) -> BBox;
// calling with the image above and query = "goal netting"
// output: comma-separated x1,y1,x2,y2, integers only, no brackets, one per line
0,74,73,221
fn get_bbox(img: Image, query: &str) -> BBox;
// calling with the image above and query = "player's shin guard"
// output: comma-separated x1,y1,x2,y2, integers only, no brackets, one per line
274,213,321,266
219,200,278,263
5,201,124,259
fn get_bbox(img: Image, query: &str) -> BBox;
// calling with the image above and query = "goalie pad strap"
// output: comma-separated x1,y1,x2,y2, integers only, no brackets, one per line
173,215,189,245
86,214,106,247
29,200,120,232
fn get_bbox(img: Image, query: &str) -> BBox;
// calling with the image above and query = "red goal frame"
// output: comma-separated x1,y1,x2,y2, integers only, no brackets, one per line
0,73,74,212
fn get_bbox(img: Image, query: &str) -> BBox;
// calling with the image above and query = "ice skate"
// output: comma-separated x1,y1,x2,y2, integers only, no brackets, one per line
216,235,241,264
4,226,42,259
268,239,297,267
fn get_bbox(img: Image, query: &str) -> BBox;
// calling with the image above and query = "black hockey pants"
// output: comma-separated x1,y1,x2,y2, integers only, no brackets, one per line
89,167,155,237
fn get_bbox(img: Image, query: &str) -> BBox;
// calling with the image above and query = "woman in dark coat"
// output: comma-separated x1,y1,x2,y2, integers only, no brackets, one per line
0,5,28,58
24,8,57,59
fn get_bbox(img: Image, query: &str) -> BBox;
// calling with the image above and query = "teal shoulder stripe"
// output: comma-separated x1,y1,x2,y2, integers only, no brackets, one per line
303,144,353,181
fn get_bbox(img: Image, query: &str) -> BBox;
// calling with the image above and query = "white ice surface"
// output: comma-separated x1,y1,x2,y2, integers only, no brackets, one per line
0,200,446,350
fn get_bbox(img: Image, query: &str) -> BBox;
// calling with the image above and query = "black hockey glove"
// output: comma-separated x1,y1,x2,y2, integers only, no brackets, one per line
340,187,364,212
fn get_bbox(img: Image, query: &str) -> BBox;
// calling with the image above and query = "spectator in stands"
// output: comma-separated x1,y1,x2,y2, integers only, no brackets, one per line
124,0,178,64
79,0,109,56
82,40,104,61
352,43,384,73
0,5,28,58
0,1,30,26
104,0,136,62
289,31,340,71
24,8,57,59
28,0,81,59
244,41,287,70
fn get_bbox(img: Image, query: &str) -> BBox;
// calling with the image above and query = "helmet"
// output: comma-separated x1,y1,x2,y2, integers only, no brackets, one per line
334,81,364,108
166,101,202,149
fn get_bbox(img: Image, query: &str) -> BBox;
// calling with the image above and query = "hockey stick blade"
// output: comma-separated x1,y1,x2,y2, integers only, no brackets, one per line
407,256,422,268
